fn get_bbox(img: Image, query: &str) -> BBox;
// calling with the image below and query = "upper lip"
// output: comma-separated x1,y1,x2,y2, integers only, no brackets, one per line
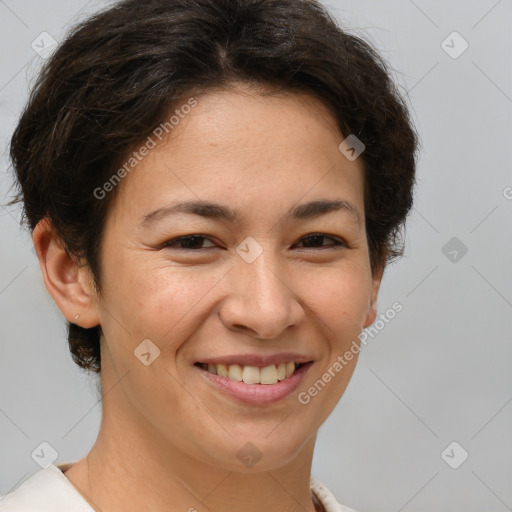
195,352,314,367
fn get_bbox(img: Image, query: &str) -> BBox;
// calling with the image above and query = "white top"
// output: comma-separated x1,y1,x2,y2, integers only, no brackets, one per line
0,463,357,512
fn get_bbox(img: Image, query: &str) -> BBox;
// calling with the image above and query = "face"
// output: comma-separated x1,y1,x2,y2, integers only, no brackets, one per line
83,84,381,471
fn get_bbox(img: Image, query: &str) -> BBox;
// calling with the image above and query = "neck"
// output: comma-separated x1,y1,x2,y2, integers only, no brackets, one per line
64,383,320,512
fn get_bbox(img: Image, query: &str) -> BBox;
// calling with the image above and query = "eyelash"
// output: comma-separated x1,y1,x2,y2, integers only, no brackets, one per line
161,233,348,251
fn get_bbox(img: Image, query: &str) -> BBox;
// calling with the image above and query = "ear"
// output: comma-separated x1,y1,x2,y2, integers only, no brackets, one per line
363,265,384,329
32,218,101,329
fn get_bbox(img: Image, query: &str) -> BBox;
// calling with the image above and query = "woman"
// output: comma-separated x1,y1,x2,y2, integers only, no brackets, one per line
2,0,418,510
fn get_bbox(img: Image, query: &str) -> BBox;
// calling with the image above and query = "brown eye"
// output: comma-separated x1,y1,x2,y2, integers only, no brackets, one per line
296,234,346,249
162,235,216,250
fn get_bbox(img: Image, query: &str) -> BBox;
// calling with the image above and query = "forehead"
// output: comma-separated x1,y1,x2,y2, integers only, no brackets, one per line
106,84,366,228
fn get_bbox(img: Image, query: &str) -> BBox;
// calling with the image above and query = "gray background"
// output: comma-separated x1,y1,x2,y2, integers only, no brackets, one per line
1,1,511,511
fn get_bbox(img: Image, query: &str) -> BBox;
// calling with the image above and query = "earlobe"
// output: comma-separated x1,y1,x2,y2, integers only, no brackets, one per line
32,218,100,329
363,266,384,329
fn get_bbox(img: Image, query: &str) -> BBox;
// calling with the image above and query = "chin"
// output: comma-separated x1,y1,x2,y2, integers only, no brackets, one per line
203,428,313,473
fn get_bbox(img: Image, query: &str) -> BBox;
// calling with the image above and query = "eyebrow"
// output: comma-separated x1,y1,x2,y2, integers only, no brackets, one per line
141,198,361,227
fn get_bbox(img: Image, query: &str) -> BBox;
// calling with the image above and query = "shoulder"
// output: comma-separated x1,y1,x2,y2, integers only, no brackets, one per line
0,463,93,512
310,475,358,512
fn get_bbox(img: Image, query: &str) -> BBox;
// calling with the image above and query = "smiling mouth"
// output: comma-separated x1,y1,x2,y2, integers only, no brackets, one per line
194,362,307,385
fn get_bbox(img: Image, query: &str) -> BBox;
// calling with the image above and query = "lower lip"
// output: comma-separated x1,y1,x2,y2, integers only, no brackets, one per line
195,362,313,405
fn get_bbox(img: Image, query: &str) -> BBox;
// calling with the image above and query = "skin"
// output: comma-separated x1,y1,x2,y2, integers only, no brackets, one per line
33,82,383,512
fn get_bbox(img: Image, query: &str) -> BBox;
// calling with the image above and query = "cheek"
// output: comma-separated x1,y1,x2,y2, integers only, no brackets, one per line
301,267,370,403
301,263,372,332
107,262,227,351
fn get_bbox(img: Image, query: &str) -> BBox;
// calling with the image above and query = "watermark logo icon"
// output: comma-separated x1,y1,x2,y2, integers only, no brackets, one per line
441,32,469,59
31,32,58,59
442,237,468,263
338,134,365,161
31,441,58,469
236,236,263,264
441,441,469,469
237,442,262,467
134,339,161,366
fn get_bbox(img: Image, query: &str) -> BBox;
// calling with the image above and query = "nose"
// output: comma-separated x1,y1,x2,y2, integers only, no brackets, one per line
218,247,305,340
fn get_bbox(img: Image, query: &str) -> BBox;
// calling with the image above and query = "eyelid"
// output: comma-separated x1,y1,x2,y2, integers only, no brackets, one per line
161,234,218,250
161,233,350,251
296,233,348,248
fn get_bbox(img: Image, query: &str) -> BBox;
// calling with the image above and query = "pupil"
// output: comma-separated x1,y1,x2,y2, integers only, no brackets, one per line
305,235,323,247
184,236,202,249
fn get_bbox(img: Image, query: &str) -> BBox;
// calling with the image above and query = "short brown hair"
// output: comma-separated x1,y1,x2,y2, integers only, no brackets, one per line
8,0,419,373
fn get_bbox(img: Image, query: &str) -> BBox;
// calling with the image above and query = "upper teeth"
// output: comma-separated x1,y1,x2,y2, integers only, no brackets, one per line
203,362,297,385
